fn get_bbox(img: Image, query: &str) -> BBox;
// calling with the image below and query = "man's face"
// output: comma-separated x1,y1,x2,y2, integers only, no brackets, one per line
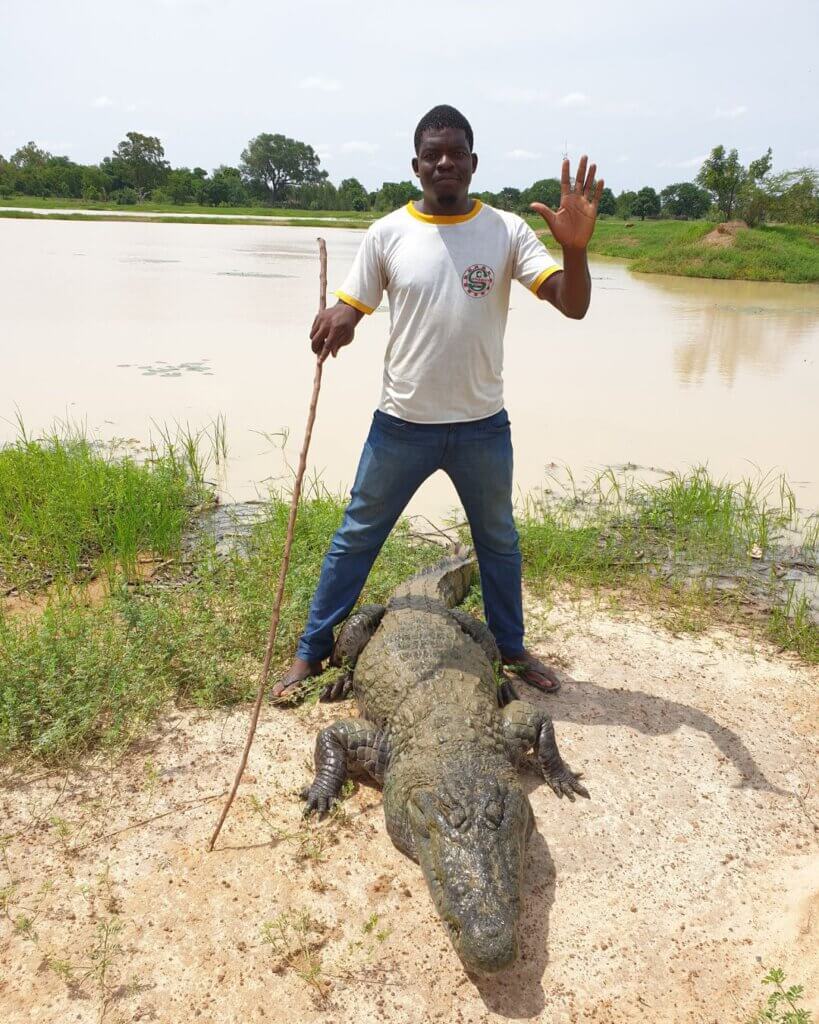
412,127,478,206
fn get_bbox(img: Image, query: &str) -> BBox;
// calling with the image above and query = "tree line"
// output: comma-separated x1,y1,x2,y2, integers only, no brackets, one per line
1,132,815,224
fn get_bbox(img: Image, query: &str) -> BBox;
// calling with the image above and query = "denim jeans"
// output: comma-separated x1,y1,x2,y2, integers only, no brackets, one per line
296,408,525,662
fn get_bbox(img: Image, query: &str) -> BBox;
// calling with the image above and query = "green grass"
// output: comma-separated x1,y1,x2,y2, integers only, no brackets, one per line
0,493,442,759
0,423,815,761
516,466,817,658
0,195,374,220
526,217,819,283
0,417,213,593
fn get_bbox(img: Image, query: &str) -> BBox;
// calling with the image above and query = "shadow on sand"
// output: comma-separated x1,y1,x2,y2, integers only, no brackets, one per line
471,825,555,1019
546,677,789,795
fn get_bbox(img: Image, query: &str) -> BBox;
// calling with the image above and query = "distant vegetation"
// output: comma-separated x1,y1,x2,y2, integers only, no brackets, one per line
1,132,816,226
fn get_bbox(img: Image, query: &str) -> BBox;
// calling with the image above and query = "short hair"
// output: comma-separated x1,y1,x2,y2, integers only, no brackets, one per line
414,105,474,154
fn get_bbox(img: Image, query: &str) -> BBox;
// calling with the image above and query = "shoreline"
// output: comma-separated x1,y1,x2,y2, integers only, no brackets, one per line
2,204,816,283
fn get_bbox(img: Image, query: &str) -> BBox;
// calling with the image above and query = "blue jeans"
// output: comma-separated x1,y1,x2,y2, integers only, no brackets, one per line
296,408,525,662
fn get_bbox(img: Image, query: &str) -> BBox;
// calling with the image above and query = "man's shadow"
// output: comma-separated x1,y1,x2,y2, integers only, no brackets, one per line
546,676,789,795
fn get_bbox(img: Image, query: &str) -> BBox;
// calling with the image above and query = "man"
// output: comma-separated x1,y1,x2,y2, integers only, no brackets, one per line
273,104,603,700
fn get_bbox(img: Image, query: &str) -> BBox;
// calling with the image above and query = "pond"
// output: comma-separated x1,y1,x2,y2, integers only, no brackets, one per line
2,218,817,519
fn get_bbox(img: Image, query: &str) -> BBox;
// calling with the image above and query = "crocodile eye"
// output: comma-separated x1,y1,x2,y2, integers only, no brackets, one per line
445,806,467,829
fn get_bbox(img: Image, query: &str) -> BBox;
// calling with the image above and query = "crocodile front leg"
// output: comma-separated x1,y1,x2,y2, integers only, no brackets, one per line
301,718,390,815
322,604,387,701
501,701,590,801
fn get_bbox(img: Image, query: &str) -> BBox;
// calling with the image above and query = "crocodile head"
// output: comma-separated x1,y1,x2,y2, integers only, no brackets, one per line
408,771,534,974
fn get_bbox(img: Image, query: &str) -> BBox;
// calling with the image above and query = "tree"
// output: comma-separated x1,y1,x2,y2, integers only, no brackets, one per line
696,145,746,220
10,141,52,169
597,186,616,216
660,182,712,220
102,132,169,198
205,165,249,207
239,133,326,204
767,168,819,223
632,186,660,220
495,187,522,211
616,190,637,218
374,180,421,211
520,178,561,210
338,177,370,211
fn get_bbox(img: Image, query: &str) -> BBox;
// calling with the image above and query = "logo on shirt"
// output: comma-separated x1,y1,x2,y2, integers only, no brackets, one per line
461,264,495,298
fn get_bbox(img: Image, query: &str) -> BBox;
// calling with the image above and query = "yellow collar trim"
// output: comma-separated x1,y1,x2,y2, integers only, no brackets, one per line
406,199,483,224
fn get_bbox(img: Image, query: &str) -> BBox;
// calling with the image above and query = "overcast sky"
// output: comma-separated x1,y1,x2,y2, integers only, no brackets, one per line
2,0,817,194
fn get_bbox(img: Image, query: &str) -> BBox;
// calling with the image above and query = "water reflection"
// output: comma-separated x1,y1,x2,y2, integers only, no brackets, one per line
643,274,819,385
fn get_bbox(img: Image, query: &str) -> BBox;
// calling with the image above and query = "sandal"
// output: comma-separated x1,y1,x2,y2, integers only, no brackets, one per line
501,650,563,694
271,658,324,704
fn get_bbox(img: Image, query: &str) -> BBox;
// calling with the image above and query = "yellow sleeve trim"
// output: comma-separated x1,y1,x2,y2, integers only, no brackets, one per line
529,264,562,294
406,199,483,224
334,290,376,315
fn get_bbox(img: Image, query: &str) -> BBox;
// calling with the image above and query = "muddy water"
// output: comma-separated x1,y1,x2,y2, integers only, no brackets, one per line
1,218,817,519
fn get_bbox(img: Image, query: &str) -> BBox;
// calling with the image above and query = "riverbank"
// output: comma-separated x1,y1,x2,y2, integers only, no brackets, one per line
529,217,819,284
2,199,816,283
1,423,816,761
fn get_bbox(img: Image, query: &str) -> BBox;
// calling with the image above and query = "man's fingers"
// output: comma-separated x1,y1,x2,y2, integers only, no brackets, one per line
575,155,588,193
560,158,571,196
592,178,604,208
530,202,557,232
583,163,597,199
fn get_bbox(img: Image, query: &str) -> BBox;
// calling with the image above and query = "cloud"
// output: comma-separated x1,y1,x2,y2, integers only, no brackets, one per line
558,92,590,109
299,76,341,92
506,148,541,161
92,96,114,109
341,140,380,155
616,154,629,163
713,104,748,119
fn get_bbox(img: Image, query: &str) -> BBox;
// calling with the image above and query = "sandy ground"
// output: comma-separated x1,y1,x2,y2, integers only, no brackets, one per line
1,598,817,1024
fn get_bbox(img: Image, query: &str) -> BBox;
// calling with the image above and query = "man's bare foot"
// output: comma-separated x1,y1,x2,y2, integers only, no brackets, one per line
271,657,323,703
501,649,564,693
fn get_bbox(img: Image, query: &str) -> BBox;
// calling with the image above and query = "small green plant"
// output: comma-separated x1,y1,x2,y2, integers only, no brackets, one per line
748,967,813,1023
261,910,331,1003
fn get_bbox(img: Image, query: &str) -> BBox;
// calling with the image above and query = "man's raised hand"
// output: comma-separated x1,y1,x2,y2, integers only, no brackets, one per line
530,156,603,252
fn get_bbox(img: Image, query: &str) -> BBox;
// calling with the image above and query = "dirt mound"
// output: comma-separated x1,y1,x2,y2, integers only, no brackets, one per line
702,220,750,247
1,599,817,1023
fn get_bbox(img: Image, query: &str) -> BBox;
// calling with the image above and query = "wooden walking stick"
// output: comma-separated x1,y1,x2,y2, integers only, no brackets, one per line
207,237,329,852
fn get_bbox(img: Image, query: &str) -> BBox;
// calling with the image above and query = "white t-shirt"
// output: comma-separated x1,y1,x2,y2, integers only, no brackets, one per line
335,200,561,423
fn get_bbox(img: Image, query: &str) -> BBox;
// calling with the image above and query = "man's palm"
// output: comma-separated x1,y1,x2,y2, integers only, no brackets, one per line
530,155,603,251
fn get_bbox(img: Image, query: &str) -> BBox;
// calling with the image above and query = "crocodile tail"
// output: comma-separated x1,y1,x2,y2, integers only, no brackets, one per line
390,544,476,608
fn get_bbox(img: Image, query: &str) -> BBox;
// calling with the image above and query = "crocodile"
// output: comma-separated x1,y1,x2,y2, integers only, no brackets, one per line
301,548,589,974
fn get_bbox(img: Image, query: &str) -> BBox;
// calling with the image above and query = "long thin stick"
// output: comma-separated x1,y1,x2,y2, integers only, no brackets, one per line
208,237,329,852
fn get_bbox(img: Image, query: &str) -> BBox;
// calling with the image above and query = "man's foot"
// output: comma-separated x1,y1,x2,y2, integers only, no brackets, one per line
271,657,323,703
501,649,563,694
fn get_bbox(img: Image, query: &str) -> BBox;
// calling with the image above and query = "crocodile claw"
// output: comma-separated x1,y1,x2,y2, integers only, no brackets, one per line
543,765,590,802
300,784,338,817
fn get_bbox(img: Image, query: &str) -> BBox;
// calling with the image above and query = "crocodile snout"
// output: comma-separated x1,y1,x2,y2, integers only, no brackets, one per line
458,921,519,975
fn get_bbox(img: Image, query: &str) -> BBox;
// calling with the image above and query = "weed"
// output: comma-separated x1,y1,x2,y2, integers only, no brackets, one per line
748,966,813,1023
261,910,331,1003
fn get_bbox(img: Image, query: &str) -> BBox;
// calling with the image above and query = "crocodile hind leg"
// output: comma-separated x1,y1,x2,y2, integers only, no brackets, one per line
301,718,390,814
501,701,590,801
321,604,386,701
448,609,518,707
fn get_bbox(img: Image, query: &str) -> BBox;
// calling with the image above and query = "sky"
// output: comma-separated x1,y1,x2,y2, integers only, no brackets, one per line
2,0,817,194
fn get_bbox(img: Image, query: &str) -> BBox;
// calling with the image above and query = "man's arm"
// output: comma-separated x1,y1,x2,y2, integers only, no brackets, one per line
530,155,603,321
309,300,364,358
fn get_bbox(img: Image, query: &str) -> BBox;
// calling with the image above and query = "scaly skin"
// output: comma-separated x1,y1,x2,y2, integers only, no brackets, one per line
302,549,588,974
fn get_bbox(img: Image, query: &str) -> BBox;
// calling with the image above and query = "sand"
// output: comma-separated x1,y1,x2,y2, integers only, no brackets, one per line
1,597,817,1024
